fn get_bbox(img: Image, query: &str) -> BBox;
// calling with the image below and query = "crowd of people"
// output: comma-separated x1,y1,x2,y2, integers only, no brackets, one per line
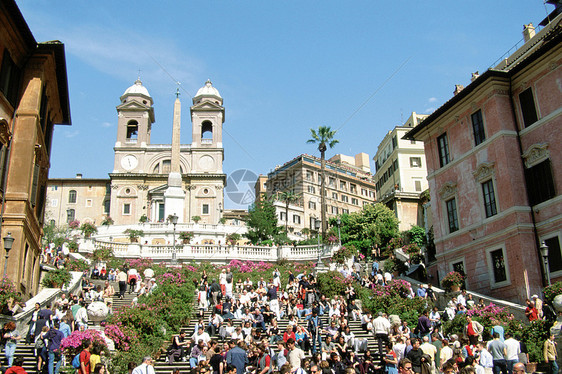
2,256,559,374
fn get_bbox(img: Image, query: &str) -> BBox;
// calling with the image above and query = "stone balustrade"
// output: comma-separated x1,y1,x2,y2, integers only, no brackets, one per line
89,239,336,263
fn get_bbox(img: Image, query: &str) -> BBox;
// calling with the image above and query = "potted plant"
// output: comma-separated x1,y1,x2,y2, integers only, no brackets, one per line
192,216,201,224
42,268,72,288
80,222,98,238
68,220,80,230
139,214,148,223
101,216,114,226
219,217,227,225
0,278,21,312
332,245,358,265
124,229,144,243
66,241,78,253
226,233,241,246
179,231,194,244
441,271,464,292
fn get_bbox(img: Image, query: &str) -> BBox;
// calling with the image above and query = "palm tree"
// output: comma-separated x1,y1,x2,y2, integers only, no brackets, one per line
279,190,301,234
307,126,338,239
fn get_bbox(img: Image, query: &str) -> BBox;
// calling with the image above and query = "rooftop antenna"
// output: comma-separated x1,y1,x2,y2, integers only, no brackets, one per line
137,68,142,81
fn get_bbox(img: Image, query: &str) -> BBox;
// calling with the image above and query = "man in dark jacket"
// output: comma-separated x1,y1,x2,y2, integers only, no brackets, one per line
46,320,64,374
226,340,248,374
308,308,324,354
407,339,423,373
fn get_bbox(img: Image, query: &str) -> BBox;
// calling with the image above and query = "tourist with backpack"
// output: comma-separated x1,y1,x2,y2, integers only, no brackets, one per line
78,339,93,374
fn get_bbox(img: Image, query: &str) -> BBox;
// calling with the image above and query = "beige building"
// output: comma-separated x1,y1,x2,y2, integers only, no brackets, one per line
110,79,226,225
263,153,376,233
373,112,429,231
45,175,110,226
0,0,71,296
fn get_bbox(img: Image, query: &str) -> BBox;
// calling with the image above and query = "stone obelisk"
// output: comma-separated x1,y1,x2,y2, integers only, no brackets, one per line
164,87,186,222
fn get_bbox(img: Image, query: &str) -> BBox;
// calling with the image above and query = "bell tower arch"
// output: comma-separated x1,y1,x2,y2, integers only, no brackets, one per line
115,79,155,147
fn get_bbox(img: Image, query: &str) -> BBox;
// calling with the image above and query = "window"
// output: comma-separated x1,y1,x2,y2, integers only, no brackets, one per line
393,159,399,172
392,135,398,150
308,186,316,194
123,203,131,215
306,171,314,181
202,204,209,215
310,217,316,229
446,198,459,233
332,192,338,200
490,248,507,283
280,212,286,221
341,195,348,203
437,133,450,167
340,181,346,190
452,261,466,288
482,180,497,218
293,215,301,224
351,198,358,205
361,188,367,196
544,236,562,273
308,201,316,210
85,199,93,208
410,157,422,168
471,110,486,146
519,88,538,128
415,180,422,192
328,177,335,187
66,209,75,223
350,184,357,193
104,200,110,214
525,159,556,206
68,190,77,204
201,121,213,141
331,206,338,214
341,208,349,214
0,49,21,106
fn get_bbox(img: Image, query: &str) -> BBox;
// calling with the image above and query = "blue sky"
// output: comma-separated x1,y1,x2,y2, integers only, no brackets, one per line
17,1,551,208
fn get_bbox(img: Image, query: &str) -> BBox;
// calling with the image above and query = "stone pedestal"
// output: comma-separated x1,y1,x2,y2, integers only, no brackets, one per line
164,172,185,222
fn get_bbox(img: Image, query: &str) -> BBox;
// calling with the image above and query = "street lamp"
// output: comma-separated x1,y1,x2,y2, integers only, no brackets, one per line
540,241,551,286
315,219,322,269
336,217,341,245
170,214,178,265
3,232,14,278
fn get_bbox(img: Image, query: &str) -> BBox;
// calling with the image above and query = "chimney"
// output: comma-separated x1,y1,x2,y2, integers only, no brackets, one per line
453,84,464,96
523,23,536,42
471,71,480,82
76,173,82,179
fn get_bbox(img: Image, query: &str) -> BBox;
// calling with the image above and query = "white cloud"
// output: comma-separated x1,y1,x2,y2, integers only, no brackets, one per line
101,122,112,128
428,97,438,103
64,130,79,138
424,107,436,114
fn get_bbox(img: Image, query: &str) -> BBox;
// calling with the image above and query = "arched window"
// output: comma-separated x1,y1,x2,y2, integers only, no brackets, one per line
126,120,138,141
68,190,77,203
201,121,213,141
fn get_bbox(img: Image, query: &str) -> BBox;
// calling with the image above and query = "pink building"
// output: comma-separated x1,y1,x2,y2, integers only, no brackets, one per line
406,12,562,303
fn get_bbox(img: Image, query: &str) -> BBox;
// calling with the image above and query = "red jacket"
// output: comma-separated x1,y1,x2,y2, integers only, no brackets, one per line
5,366,27,374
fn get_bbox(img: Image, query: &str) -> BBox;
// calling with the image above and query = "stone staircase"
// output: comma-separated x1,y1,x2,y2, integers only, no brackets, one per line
8,282,385,374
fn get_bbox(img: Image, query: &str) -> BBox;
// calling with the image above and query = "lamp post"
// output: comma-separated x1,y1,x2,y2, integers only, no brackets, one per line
170,214,178,265
336,217,341,245
3,232,14,279
540,241,551,286
315,219,321,269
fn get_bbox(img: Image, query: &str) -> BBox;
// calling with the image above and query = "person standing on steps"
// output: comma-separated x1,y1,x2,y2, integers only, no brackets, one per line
117,269,127,299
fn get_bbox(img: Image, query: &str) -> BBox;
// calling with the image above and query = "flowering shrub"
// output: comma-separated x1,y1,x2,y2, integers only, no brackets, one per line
228,259,274,273
103,323,137,351
179,231,194,243
404,243,420,255
317,270,352,298
92,247,114,263
68,220,80,229
326,235,338,244
226,233,241,245
101,216,114,226
385,237,403,254
441,271,464,290
60,329,108,356
124,258,153,273
372,279,413,298
544,281,562,303
65,258,90,272
0,277,21,309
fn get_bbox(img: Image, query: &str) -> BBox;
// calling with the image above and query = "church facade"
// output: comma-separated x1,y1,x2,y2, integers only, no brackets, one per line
46,79,226,226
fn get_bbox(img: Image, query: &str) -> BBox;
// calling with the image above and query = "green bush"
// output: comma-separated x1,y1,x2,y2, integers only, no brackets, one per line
65,258,90,272
522,320,550,363
80,222,98,238
317,270,352,299
92,247,114,263
544,281,562,303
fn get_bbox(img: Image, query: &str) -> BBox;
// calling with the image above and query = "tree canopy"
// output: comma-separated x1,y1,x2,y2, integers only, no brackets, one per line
245,197,281,244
